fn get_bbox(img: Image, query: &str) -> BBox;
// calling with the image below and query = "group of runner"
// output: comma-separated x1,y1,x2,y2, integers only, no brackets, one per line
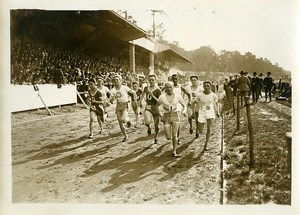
86,73,220,157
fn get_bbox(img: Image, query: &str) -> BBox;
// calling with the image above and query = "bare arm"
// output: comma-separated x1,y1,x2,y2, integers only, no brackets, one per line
181,86,191,102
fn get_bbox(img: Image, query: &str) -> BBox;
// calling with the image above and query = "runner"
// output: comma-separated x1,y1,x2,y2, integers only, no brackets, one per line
158,82,187,157
86,78,105,139
130,81,143,128
185,75,203,137
110,75,137,142
96,76,111,120
141,74,162,144
194,81,220,151
170,73,191,144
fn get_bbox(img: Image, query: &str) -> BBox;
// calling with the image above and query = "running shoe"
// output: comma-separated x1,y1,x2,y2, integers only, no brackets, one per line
122,137,128,142
154,139,158,144
89,134,93,139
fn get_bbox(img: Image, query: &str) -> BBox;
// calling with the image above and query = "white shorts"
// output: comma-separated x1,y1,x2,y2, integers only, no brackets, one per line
198,109,215,123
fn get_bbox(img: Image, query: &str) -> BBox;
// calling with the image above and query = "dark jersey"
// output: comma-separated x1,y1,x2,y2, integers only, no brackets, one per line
89,90,104,117
144,86,162,106
129,88,143,101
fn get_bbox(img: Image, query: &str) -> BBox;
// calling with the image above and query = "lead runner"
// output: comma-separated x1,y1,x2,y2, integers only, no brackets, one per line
158,82,187,157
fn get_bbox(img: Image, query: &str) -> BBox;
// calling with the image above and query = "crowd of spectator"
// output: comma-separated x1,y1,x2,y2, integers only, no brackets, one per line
11,35,149,89
222,71,292,106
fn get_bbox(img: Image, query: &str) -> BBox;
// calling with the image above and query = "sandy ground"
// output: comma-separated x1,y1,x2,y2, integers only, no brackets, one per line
11,104,223,204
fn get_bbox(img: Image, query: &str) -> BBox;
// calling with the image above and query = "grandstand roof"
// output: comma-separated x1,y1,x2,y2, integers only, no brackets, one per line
11,10,147,54
79,10,147,41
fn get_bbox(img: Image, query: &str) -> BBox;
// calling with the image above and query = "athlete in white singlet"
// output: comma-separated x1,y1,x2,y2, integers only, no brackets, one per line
185,75,203,137
158,82,187,157
194,81,220,151
171,74,191,144
110,75,137,142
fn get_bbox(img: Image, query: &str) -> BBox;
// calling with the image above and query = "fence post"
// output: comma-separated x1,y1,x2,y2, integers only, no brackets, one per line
245,96,254,167
76,90,88,109
286,131,291,202
37,91,52,116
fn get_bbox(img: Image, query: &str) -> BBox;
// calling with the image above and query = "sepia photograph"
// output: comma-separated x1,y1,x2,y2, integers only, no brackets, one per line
1,0,299,214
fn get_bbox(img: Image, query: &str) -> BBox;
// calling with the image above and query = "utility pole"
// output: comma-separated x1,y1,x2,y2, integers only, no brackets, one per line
150,10,165,39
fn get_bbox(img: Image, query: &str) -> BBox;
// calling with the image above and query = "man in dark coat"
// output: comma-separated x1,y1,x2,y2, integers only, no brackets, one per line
251,72,260,104
263,72,273,102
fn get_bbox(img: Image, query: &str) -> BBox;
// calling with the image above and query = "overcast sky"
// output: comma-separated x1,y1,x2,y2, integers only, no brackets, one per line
128,0,299,73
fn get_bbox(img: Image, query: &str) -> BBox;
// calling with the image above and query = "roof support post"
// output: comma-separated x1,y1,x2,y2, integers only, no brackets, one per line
149,52,155,75
129,43,136,73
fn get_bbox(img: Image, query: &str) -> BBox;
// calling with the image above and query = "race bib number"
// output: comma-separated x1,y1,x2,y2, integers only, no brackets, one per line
204,106,210,110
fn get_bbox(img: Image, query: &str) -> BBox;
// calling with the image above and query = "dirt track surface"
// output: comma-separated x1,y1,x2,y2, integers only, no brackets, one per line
11,104,222,203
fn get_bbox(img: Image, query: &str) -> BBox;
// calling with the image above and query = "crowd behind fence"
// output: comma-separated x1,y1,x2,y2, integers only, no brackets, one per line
10,36,149,88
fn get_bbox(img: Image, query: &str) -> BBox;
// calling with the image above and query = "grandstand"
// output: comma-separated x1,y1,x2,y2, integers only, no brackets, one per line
10,9,193,112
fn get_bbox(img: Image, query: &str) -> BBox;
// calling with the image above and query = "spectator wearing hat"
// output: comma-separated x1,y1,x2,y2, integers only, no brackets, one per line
236,71,250,105
251,72,260,104
263,72,273,102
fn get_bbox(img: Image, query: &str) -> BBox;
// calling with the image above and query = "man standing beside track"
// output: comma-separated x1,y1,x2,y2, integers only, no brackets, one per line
110,75,137,142
263,72,273,102
194,81,220,151
141,74,162,144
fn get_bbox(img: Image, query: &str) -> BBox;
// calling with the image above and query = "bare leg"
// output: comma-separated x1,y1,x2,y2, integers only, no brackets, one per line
89,111,96,138
195,112,199,137
172,122,180,156
97,116,103,133
144,110,152,135
117,110,128,141
204,119,213,150
153,116,160,143
164,124,171,140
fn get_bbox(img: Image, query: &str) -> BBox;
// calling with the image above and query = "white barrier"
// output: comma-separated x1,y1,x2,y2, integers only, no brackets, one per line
10,84,77,112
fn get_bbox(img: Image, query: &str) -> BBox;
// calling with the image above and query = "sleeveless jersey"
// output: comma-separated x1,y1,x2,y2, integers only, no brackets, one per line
111,85,131,103
144,86,162,106
158,93,183,113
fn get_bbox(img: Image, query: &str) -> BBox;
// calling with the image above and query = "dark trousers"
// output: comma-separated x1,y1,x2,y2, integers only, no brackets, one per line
265,88,272,101
252,88,259,103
